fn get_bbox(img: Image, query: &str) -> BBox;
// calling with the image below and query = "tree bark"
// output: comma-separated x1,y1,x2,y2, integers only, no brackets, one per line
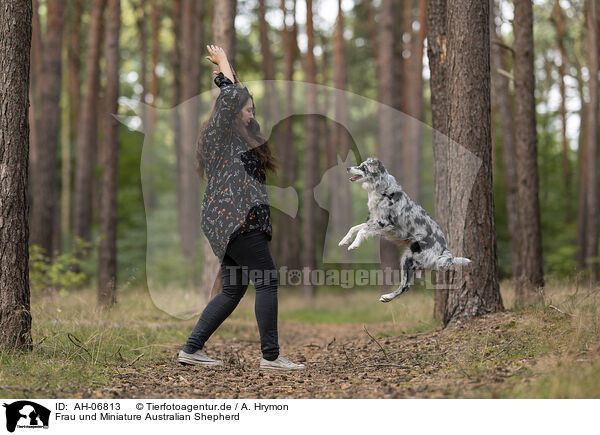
0,0,33,350
490,0,522,283
584,0,599,281
30,0,67,259
513,0,544,305
552,0,571,199
279,0,301,271
427,0,450,319
576,45,589,270
303,0,319,298
98,0,120,308
377,0,400,285
443,0,504,326
62,0,83,251
258,0,278,124
331,0,352,263
73,0,106,250
401,0,426,202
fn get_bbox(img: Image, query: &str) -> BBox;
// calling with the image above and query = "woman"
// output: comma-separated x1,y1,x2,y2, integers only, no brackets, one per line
178,45,305,371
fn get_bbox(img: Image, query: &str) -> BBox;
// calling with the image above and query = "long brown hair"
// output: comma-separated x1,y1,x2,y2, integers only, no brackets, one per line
195,91,280,181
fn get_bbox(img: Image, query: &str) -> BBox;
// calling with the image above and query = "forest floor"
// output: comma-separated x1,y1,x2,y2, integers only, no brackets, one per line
2,280,600,398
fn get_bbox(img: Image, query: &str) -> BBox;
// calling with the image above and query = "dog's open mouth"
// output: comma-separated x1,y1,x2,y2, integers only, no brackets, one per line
349,174,363,182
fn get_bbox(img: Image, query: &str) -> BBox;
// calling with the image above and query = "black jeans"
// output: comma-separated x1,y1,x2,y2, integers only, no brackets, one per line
183,229,280,360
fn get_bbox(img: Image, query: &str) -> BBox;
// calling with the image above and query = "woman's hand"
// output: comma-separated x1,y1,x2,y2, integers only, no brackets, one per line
207,44,235,84
206,44,228,66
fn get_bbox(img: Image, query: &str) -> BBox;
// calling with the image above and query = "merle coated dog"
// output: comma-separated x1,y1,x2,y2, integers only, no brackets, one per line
338,157,471,302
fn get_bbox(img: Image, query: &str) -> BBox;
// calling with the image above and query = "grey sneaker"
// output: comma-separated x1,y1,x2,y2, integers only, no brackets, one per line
178,349,223,366
260,355,306,371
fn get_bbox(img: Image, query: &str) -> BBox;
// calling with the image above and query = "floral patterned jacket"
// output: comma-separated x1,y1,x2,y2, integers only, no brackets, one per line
199,72,272,262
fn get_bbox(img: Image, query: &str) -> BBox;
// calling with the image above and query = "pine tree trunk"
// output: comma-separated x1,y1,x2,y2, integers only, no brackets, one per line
303,0,319,298
98,0,120,308
332,0,352,263
377,0,400,285
427,0,450,319
584,0,599,281
73,0,106,250
442,0,503,326
0,0,33,350
62,0,83,250
490,0,522,283
576,59,589,270
30,0,67,259
28,0,42,236
401,0,426,203
279,0,301,271
513,0,544,304
553,0,571,199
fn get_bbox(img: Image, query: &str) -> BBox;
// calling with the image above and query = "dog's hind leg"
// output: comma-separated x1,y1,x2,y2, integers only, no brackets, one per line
380,252,415,302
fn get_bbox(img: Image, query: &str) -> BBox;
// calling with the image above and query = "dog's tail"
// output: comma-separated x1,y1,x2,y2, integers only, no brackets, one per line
452,256,471,265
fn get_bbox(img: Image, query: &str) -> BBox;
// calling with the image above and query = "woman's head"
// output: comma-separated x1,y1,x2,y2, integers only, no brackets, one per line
195,86,279,181
238,94,255,127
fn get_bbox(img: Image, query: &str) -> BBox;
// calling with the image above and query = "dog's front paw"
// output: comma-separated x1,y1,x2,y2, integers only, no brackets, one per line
347,241,360,250
338,237,351,246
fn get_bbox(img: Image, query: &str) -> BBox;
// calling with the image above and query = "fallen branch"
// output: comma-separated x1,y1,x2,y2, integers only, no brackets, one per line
125,353,144,367
549,304,573,317
67,333,92,360
363,325,389,360
341,344,354,365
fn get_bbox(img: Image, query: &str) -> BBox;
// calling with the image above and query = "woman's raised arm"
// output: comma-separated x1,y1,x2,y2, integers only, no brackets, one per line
206,44,235,83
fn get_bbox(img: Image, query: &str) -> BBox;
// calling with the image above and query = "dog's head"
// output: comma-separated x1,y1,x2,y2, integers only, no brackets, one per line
346,157,387,188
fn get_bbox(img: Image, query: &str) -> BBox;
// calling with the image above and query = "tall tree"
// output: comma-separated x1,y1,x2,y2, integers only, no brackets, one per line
401,0,427,202
62,0,84,251
303,0,319,298
257,0,278,124
203,0,235,300
98,0,121,308
29,0,67,259
213,0,237,60
73,0,106,250
513,0,544,304
377,0,400,282
584,0,599,281
171,0,183,266
427,0,450,319
490,0,522,283
180,0,202,260
552,0,571,197
278,0,301,270
0,0,33,350
442,0,504,325
575,16,589,271
330,0,352,262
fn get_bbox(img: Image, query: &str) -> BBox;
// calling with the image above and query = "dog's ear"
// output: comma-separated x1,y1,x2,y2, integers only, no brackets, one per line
376,159,385,173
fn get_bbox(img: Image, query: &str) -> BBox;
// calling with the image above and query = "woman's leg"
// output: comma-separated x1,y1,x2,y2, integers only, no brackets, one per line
182,252,248,353
225,230,280,361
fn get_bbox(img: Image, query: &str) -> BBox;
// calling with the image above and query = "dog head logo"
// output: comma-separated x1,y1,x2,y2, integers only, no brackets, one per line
3,401,50,433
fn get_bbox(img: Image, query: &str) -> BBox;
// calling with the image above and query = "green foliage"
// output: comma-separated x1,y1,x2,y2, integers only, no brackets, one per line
29,240,89,295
